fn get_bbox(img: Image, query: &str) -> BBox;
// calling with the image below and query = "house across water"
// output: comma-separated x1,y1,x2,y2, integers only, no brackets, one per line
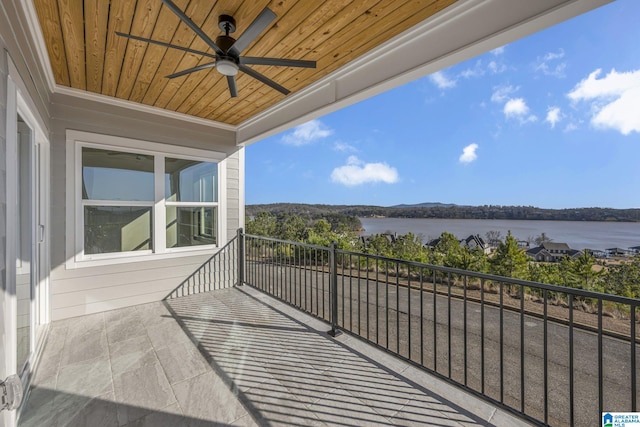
526,242,582,262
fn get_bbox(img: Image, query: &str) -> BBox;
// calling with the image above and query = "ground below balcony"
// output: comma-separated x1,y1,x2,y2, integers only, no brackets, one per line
18,286,531,427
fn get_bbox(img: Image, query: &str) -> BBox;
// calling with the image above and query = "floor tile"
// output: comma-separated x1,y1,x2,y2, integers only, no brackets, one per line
172,371,248,424
155,340,210,384
105,307,148,344
145,320,193,351
113,361,176,425
56,356,112,398
109,335,157,377
60,328,109,367
121,402,185,427
52,391,119,427
20,287,517,427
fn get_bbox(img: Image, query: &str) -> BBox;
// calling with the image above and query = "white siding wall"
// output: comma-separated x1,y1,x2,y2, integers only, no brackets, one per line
49,94,243,320
1,33,8,326
2,4,53,426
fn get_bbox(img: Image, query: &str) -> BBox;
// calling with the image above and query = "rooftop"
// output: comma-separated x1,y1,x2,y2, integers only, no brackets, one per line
19,286,527,426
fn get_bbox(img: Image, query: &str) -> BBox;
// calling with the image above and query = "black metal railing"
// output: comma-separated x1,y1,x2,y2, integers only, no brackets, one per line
165,233,240,299
241,232,639,427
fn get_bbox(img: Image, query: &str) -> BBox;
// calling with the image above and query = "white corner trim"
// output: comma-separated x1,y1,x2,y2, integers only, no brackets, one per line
54,86,237,132
19,0,56,92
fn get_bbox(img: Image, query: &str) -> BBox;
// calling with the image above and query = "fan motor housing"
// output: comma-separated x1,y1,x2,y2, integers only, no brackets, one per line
215,35,237,54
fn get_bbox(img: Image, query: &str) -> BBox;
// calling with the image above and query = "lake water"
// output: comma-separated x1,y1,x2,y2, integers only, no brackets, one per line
359,217,640,251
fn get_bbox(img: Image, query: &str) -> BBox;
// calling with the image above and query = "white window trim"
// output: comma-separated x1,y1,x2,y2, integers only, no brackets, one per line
65,130,227,269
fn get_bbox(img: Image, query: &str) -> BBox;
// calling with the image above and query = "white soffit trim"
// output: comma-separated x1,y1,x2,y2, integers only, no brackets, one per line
54,85,236,132
19,0,236,133
236,0,613,146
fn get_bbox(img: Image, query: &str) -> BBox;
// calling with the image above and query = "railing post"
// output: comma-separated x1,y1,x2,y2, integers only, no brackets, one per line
328,241,341,337
237,228,245,286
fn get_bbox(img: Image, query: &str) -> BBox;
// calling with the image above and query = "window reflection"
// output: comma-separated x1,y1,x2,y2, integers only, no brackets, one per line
84,206,152,254
82,147,154,201
166,207,217,248
165,158,217,202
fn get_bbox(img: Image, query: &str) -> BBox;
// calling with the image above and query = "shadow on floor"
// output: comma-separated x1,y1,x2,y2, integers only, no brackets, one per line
164,286,492,426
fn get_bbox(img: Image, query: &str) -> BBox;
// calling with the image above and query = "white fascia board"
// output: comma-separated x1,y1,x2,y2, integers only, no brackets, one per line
236,0,613,146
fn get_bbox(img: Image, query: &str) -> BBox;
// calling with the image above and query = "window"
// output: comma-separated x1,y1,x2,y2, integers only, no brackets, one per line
165,158,218,248
69,131,225,265
82,148,154,255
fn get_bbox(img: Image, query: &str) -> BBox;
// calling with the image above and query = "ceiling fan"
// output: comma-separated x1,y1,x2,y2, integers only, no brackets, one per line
116,0,316,98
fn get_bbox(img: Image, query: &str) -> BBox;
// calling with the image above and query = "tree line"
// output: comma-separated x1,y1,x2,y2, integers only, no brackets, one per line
247,203,640,222
246,212,640,300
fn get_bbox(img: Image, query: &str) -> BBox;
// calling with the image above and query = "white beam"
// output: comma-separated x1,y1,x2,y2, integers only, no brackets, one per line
236,0,613,146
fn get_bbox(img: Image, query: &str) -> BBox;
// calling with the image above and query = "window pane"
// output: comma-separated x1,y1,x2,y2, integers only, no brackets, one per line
165,158,217,202
83,147,154,201
84,206,152,254
166,206,217,248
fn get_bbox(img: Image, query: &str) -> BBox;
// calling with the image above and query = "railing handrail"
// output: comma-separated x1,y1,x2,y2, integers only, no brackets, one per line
244,232,333,251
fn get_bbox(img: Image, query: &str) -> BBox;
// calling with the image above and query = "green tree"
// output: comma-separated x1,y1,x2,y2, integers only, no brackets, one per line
277,214,307,241
565,251,603,291
365,234,394,258
393,233,428,264
490,231,529,279
433,232,463,268
602,255,640,298
246,212,277,237
458,247,488,273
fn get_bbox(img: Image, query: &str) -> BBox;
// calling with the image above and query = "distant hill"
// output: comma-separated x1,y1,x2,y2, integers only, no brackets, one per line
390,202,462,209
246,203,640,222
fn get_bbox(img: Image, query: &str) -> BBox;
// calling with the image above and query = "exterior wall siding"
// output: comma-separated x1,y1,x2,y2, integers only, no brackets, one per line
1,37,8,315
225,151,242,235
49,94,242,320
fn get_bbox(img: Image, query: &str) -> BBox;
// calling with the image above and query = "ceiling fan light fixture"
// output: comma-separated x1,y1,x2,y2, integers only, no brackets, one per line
217,59,239,76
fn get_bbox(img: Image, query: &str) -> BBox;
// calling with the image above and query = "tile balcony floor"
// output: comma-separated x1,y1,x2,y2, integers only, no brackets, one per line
18,286,530,427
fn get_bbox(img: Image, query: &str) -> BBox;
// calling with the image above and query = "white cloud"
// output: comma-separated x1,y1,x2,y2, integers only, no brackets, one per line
546,106,562,128
491,85,519,103
535,49,566,78
503,98,538,123
564,122,578,133
333,141,357,152
430,71,457,89
331,156,399,186
281,119,333,146
568,68,640,135
459,60,485,79
503,98,529,117
487,60,507,74
491,46,506,56
459,143,478,164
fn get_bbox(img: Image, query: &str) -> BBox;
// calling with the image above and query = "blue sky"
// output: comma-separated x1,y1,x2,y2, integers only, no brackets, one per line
246,0,640,209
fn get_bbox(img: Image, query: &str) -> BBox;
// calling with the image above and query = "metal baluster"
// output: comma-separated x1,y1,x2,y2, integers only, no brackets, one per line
396,261,400,353
500,281,504,403
632,305,637,412
481,277,485,394
520,285,525,414
448,271,452,379
569,294,574,427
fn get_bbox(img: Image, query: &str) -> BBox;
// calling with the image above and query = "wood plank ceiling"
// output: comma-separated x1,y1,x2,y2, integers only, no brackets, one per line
33,0,457,126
